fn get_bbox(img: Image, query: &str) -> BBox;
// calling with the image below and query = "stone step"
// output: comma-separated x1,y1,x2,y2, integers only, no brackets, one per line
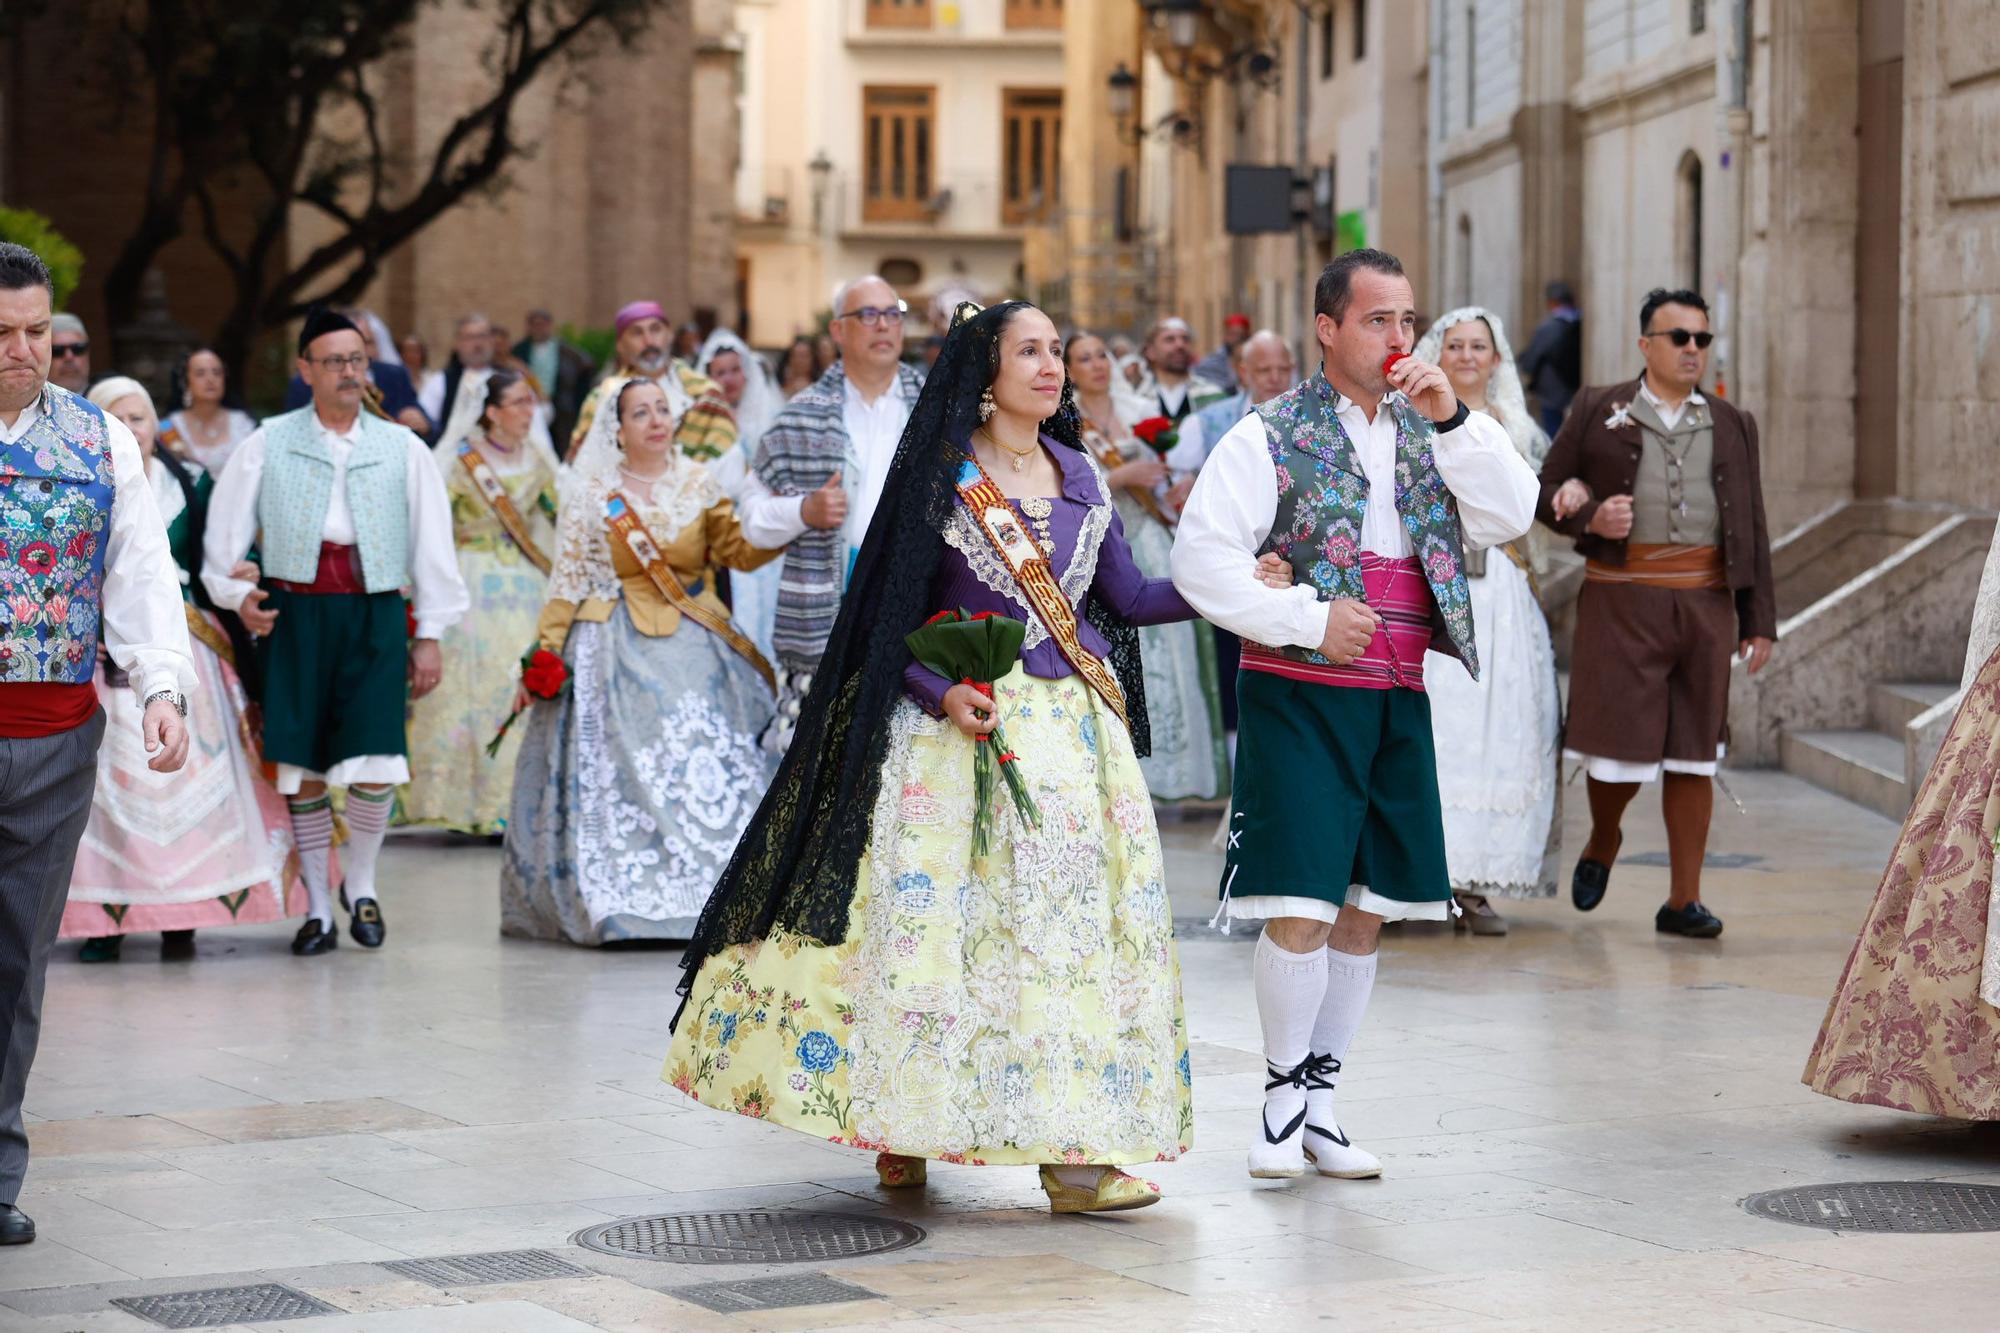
1780,728,1909,820
1868,680,1958,735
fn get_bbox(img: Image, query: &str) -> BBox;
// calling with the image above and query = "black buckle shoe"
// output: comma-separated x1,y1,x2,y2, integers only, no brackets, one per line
291,918,339,956
1655,901,1724,938
348,898,386,949
0,1203,35,1245
1571,834,1623,912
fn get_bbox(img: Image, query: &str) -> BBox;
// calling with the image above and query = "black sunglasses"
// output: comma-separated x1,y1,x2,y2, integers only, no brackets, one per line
1644,329,1713,349
51,342,89,358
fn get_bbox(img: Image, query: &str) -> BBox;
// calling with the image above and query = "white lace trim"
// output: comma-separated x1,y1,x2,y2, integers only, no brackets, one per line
545,463,721,605
937,452,1112,652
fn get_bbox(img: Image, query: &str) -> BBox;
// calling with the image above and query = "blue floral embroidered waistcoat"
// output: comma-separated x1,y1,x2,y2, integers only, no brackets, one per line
1253,372,1479,678
0,386,113,683
256,407,411,592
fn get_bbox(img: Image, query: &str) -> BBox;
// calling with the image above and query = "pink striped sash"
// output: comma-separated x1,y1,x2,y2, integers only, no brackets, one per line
1242,554,1434,691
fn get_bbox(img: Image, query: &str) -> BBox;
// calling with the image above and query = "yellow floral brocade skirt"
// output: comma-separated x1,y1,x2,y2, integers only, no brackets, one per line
665,668,1193,1165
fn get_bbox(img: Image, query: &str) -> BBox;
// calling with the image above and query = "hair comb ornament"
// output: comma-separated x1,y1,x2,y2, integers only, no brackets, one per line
949,300,986,331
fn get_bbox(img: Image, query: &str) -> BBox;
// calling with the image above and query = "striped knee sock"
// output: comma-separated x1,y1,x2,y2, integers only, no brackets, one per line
288,796,335,927
343,787,394,903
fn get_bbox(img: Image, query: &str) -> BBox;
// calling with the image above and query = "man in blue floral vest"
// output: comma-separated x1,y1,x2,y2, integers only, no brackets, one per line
0,243,192,1245
202,309,467,957
1174,250,1539,1183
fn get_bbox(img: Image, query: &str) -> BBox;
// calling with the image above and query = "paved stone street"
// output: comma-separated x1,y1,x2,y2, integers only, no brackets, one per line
4,772,1995,1331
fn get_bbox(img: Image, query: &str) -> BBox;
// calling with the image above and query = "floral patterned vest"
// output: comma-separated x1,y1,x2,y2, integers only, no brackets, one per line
0,386,114,684
256,407,411,592
1253,372,1479,677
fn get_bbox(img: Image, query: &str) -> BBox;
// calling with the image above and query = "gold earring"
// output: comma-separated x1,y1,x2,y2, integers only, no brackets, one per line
978,386,996,422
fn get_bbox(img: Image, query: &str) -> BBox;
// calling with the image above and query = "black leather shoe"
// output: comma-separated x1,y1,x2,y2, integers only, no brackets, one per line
1571,834,1623,912
161,930,196,961
291,918,339,956
0,1203,35,1244
1656,901,1724,938
348,897,385,949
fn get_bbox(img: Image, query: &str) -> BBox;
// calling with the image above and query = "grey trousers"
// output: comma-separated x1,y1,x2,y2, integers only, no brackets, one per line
0,711,105,1203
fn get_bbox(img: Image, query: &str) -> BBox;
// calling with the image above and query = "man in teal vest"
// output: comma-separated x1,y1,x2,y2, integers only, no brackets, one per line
202,309,468,956
1173,250,1539,1183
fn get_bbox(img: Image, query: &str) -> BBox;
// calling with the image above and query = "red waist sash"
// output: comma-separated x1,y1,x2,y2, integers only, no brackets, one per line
0,682,98,737
1241,554,1434,692
267,542,369,595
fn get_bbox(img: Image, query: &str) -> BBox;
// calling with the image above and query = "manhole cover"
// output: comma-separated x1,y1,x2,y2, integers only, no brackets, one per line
379,1249,590,1287
112,1283,340,1328
573,1210,925,1264
1744,1181,2000,1232
673,1273,876,1312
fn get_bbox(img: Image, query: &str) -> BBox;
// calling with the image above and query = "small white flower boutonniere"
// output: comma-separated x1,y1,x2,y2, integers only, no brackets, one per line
1605,402,1633,430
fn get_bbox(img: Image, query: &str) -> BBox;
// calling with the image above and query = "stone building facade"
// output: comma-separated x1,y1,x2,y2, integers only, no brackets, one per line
1033,0,1428,358
733,0,1065,345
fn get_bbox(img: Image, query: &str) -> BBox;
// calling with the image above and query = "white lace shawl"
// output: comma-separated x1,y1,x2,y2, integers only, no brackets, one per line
1965,523,2000,694
545,449,722,606
1416,307,1551,469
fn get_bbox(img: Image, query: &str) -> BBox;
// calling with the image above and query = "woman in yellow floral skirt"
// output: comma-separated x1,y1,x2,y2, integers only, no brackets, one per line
668,302,1281,1213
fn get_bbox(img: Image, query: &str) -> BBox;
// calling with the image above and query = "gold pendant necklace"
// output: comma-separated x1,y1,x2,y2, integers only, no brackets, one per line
982,428,1037,473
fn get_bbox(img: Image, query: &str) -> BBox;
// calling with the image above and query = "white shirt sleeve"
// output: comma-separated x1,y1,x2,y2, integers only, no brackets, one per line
735,468,811,548
405,433,471,639
199,427,267,612
100,415,195,701
416,372,446,426
1164,415,1207,474
1437,408,1541,551
1169,413,1330,652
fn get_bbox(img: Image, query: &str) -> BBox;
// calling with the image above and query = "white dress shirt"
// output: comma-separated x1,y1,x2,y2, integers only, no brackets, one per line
1171,391,1539,652
734,375,914,557
1637,378,1705,432
2,393,193,703
200,411,470,640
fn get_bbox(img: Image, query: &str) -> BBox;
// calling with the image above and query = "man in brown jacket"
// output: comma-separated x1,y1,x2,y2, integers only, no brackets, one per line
1537,288,1776,938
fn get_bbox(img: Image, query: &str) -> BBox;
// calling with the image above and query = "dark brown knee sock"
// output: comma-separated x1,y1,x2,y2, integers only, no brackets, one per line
1661,772,1713,909
1583,778,1639,865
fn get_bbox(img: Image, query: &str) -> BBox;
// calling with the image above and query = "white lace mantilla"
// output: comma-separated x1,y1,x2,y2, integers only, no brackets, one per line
545,462,721,605
939,451,1112,651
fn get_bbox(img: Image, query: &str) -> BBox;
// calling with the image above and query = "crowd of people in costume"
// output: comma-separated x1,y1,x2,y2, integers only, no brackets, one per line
11,224,2000,1248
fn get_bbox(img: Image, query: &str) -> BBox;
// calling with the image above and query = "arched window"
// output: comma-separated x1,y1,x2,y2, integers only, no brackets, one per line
1456,214,1474,309
1676,151,1704,291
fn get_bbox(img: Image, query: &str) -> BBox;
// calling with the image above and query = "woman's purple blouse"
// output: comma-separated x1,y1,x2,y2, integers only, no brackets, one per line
901,438,1196,715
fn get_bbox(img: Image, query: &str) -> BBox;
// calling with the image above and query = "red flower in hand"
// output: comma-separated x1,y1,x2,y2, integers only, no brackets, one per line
521,648,570,699
924,610,959,627
1382,351,1408,379
1131,416,1173,447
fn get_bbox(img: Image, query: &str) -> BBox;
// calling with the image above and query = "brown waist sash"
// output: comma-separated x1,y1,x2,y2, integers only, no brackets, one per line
952,453,1128,727
457,442,552,576
605,490,775,693
1585,542,1727,591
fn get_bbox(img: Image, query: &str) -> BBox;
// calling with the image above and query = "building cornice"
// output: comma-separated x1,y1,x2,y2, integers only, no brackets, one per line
1570,30,1717,127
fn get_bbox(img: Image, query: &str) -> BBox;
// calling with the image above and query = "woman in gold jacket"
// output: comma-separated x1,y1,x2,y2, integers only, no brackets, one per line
502,378,782,944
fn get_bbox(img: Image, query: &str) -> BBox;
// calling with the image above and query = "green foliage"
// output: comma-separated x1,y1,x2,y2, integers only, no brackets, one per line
0,207,84,308
561,323,617,372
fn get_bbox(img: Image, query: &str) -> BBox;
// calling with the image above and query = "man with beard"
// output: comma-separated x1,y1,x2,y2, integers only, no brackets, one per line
1134,316,1227,424
202,308,468,957
565,300,735,464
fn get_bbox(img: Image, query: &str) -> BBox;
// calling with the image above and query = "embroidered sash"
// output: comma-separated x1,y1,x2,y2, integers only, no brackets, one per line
457,442,552,575
605,491,775,693
1085,428,1173,529
951,454,1128,727
184,603,235,666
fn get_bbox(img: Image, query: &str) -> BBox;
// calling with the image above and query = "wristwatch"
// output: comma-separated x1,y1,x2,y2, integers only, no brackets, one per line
1431,400,1471,433
142,689,188,718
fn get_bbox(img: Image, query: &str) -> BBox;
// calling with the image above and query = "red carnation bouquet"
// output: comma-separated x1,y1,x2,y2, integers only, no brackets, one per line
1131,415,1178,459
485,647,571,758
905,609,1040,857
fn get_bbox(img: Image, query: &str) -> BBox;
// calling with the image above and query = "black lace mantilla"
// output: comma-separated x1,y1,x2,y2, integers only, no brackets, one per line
673,302,1149,1019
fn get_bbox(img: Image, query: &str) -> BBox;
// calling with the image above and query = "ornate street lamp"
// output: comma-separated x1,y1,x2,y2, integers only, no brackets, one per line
1141,0,1205,51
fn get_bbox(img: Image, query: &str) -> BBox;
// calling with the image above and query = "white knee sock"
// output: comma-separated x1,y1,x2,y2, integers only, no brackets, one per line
288,796,335,927
1254,931,1328,1123
1307,947,1378,1125
342,788,394,903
